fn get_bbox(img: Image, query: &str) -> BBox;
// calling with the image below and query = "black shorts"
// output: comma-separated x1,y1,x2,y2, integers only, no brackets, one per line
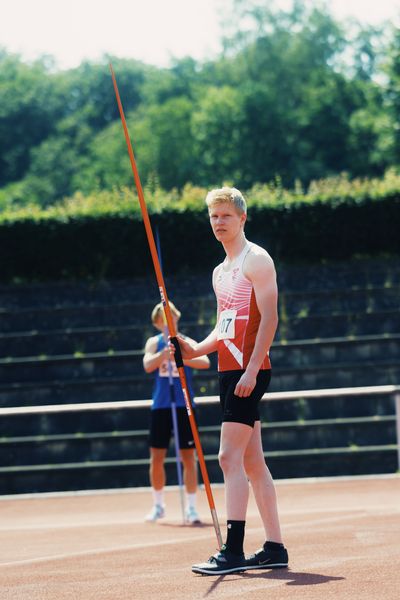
218,369,271,427
149,407,195,450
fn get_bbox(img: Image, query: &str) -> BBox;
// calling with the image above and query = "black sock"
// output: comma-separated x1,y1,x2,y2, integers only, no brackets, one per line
264,540,284,551
225,520,245,555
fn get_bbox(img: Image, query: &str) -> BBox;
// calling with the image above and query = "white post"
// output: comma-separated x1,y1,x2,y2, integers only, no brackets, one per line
395,393,400,472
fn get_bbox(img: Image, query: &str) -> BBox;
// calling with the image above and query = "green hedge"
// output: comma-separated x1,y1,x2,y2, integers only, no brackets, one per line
1,174,400,282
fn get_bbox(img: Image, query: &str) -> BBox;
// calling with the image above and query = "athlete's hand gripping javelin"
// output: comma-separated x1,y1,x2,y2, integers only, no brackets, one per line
169,334,196,360
169,330,257,398
169,328,218,362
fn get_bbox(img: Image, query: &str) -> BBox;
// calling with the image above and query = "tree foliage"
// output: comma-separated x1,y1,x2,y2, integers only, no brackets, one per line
0,1,399,208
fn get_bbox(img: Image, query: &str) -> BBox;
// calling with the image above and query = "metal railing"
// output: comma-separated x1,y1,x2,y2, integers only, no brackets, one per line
1,384,399,469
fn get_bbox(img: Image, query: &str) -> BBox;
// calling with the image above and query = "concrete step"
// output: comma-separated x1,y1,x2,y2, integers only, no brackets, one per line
199,416,396,455
278,309,400,341
0,382,397,494
0,302,160,333
0,444,396,494
0,430,150,467
276,258,400,290
271,359,399,391
1,257,399,311
0,276,214,311
1,415,395,467
0,296,217,335
1,334,399,382
0,390,395,437
279,286,400,317
1,286,399,335
1,312,399,358
0,321,216,359
0,351,148,384
270,334,400,367
0,356,398,409
0,325,151,358
0,402,148,437
201,444,398,483
199,391,396,425
0,371,219,408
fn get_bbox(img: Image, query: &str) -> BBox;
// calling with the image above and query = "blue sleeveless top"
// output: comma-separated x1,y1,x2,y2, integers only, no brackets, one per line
151,334,195,410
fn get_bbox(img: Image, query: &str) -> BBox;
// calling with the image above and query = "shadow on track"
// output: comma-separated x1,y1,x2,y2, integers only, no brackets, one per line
200,569,345,596
157,521,213,530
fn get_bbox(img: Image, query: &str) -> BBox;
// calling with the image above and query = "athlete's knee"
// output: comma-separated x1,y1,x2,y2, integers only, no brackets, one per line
218,447,237,473
181,449,195,467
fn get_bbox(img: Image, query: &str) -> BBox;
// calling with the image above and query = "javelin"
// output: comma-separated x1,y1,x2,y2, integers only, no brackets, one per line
155,227,186,525
109,63,222,549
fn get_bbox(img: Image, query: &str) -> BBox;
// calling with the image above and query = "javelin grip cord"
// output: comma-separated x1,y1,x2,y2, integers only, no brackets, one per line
169,337,184,368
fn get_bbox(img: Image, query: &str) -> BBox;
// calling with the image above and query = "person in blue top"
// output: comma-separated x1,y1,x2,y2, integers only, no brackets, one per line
143,301,210,524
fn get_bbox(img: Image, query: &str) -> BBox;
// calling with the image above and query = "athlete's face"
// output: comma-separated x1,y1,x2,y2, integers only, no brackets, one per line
208,202,246,242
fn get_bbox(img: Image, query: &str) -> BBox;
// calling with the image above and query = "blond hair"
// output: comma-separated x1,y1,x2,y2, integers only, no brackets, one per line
205,187,247,215
151,301,181,325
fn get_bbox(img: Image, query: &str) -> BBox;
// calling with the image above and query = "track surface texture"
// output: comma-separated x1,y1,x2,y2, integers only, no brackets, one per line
1,475,399,600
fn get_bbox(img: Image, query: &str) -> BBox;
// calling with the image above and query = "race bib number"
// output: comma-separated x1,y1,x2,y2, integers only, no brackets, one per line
159,359,179,378
217,309,237,340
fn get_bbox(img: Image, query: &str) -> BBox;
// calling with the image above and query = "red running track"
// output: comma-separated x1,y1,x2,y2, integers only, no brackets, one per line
0,475,399,600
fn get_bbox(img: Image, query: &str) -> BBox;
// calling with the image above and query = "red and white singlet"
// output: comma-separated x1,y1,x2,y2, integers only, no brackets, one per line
214,241,271,372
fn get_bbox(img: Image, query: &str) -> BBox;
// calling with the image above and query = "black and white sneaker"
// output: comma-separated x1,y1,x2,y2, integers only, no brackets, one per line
245,543,289,570
192,545,246,575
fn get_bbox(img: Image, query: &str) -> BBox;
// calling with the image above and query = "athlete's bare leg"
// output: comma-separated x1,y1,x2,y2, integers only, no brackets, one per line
243,421,283,543
180,448,197,494
149,447,167,490
218,422,255,519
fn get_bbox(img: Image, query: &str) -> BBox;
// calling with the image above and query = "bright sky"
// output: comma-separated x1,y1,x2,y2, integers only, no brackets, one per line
1,0,399,70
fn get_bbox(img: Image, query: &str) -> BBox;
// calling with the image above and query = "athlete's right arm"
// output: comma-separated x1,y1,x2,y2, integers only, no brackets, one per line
174,328,218,360
143,336,169,373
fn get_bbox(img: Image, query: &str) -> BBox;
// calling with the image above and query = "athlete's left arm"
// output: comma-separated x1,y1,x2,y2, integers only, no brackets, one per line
234,252,278,398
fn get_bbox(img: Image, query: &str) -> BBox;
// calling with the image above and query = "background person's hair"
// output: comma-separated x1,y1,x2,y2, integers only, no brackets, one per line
205,187,247,215
151,301,181,324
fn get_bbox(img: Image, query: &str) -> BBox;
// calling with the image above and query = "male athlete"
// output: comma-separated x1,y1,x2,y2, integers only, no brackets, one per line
143,301,209,524
173,187,288,575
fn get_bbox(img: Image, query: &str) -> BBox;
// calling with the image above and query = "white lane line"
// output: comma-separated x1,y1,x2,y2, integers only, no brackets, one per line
0,532,214,568
1,502,398,533
2,508,395,569
0,473,397,501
